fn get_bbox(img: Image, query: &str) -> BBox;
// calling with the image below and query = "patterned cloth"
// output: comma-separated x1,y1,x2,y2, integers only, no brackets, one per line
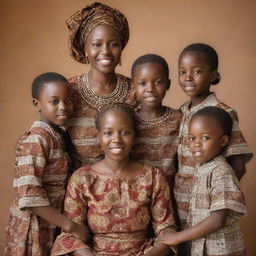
132,107,182,185
4,121,70,256
51,165,176,255
67,73,136,166
174,92,253,229
66,2,129,64
189,155,247,256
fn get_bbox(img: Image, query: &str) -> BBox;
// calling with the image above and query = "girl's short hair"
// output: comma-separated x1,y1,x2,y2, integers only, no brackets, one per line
181,43,220,85
95,103,136,131
31,72,69,99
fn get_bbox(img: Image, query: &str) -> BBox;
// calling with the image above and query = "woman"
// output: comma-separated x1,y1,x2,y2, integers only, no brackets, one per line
65,2,136,166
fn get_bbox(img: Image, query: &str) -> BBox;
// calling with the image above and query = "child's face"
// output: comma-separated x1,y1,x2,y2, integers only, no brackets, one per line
188,115,228,164
84,24,122,74
132,62,169,108
97,109,135,162
178,52,217,99
33,81,74,127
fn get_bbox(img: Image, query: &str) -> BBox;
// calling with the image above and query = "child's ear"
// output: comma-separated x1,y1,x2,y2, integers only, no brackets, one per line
220,135,229,147
33,98,40,110
166,79,171,90
211,70,218,83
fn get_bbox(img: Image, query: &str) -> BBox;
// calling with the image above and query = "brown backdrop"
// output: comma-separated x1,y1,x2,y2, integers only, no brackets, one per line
1,0,255,254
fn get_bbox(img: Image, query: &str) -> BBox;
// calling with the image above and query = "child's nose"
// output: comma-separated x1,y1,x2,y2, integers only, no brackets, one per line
101,44,110,54
59,102,66,110
185,72,193,81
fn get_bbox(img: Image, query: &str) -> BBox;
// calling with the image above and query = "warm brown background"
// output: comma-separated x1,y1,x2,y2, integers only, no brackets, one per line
1,0,255,255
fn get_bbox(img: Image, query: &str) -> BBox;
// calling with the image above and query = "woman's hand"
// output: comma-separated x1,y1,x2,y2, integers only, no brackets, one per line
69,222,90,242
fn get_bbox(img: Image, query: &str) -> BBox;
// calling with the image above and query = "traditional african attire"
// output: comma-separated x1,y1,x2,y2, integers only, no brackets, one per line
65,2,135,166
132,107,182,185
66,2,129,64
66,74,136,166
51,164,176,255
189,155,246,256
174,92,252,230
4,121,71,256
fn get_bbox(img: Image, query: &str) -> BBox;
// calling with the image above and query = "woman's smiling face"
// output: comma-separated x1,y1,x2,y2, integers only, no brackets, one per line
84,24,122,74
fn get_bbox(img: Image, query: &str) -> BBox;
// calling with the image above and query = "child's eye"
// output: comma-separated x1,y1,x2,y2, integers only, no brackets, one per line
66,98,74,104
202,136,210,140
138,81,146,86
188,136,195,141
110,41,120,48
103,131,112,136
92,42,102,47
49,100,59,104
155,79,163,85
122,130,131,135
193,70,202,74
178,70,185,75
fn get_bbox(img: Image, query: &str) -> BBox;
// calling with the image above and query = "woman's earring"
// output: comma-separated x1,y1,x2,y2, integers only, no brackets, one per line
85,53,89,63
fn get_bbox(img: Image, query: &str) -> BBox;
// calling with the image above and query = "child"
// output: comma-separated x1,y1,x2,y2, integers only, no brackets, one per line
174,43,252,232
4,72,89,256
51,103,176,256
131,54,182,185
159,106,247,256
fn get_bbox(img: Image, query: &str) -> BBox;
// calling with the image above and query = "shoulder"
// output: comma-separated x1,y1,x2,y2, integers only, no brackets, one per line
179,100,190,113
167,107,183,121
69,165,96,186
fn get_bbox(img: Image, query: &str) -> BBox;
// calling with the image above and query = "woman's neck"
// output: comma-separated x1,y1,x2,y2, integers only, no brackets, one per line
88,69,117,95
138,105,166,120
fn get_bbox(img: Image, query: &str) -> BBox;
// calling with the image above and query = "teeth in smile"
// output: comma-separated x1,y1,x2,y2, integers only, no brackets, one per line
99,59,111,63
194,151,203,157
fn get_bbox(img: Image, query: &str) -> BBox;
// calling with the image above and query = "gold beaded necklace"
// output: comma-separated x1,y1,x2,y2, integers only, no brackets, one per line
78,73,128,110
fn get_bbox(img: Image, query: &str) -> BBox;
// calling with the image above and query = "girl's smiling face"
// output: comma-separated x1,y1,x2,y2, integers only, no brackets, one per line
97,109,135,162
188,115,228,164
84,24,122,75
133,62,170,108
178,51,217,101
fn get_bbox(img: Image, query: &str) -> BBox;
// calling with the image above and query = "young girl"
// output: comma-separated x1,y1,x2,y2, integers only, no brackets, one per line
174,43,252,232
131,54,182,185
159,107,247,256
51,103,176,256
4,72,88,256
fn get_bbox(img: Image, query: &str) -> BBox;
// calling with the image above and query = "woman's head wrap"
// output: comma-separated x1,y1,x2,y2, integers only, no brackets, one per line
66,2,130,64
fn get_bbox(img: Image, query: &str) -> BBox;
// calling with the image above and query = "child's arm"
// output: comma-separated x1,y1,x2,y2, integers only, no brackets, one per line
30,206,89,241
158,209,228,245
143,244,173,256
227,155,246,180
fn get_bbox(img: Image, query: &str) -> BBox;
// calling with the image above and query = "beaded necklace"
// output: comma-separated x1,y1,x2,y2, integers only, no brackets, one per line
136,107,172,128
78,73,128,110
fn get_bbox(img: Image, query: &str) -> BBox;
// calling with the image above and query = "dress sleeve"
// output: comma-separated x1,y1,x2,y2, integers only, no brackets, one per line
223,108,253,162
150,168,176,235
51,169,91,255
209,165,247,218
13,133,51,210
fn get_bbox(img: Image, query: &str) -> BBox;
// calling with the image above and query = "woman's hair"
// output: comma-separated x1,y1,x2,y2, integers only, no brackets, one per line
131,53,170,80
191,106,233,136
31,72,69,99
95,103,136,131
66,2,129,64
180,43,221,85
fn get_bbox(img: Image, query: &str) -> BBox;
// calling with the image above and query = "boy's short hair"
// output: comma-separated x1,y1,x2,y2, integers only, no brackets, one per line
192,106,233,137
32,72,69,99
131,54,169,80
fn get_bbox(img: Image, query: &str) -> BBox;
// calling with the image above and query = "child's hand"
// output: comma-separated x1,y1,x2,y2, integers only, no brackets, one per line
157,231,180,246
70,222,90,242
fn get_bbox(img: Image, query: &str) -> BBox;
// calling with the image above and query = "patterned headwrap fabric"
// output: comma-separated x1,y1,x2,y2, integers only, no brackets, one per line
66,2,130,64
